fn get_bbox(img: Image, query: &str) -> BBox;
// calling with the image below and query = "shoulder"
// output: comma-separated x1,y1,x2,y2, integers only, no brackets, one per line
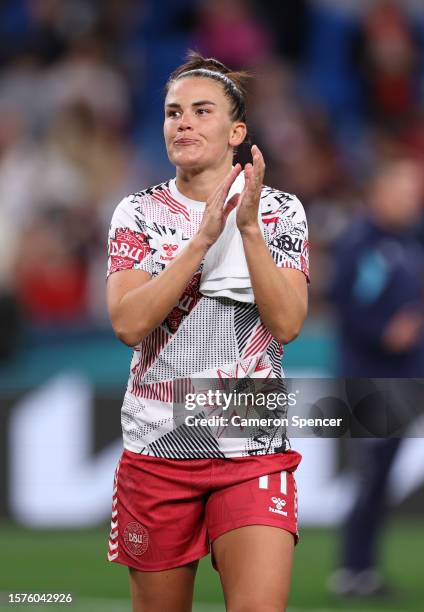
260,185,305,216
132,179,173,202
259,185,307,237
112,180,173,217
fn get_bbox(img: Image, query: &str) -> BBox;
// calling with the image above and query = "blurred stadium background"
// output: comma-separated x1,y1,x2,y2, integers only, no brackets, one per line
0,0,423,610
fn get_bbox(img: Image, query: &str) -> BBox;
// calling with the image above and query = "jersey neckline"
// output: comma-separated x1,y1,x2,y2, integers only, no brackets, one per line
169,178,206,211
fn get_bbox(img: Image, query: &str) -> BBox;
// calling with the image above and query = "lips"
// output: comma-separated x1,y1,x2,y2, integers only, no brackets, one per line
174,139,198,145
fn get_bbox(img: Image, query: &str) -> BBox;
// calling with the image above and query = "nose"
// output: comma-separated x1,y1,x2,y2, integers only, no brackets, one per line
177,112,193,132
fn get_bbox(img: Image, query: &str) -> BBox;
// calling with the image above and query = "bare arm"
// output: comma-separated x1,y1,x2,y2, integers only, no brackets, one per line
241,227,308,343
107,235,211,346
107,164,242,347
237,145,308,343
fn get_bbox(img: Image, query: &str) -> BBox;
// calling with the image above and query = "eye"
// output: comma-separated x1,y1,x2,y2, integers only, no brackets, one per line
166,110,180,118
196,108,210,116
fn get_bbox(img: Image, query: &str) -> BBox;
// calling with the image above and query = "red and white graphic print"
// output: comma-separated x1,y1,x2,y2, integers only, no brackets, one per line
109,227,151,274
145,222,189,268
243,322,274,359
261,200,281,234
301,239,310,278
152,184,191,222
161,243,178,261
107,181,308,459
131,325,171,395
166,272,202,334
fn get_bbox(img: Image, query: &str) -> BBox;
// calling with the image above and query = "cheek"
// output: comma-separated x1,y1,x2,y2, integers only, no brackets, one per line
164,120,176,139
205,118,232,146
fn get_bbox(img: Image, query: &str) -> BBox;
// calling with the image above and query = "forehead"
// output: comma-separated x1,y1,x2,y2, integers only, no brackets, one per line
165,76,230,107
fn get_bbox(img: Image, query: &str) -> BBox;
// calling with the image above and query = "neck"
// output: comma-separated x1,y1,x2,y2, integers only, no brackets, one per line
175,160,233,202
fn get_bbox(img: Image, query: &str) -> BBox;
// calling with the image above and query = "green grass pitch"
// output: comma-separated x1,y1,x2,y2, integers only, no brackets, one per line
0,521,422,611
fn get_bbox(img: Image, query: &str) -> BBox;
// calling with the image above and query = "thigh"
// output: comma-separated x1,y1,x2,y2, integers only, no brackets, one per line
129,561,198,612
206,467,299,551
108,451,209,572
212,525,294,612
207,467,299,611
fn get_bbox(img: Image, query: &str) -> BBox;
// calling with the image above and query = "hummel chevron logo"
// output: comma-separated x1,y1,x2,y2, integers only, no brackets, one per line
269,496,288,516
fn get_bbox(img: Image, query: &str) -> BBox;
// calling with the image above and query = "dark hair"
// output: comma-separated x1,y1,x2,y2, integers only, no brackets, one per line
166,51,250,124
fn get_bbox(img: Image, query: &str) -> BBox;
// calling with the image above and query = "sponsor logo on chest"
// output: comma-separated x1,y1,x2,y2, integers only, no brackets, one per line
160,243,179,261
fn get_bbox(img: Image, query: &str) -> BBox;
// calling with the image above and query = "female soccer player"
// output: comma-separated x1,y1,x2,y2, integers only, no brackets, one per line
106,52,309,612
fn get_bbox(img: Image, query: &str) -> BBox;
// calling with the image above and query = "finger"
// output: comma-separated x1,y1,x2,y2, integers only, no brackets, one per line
251,145,265,183
252,144,264,163
221,163,242,201
243,163,253,187
222,192,240,219
251,144,265,164
238,167,254,203
241,161,261,207
218,163,242,198
208,163,242,210
251,145,265,177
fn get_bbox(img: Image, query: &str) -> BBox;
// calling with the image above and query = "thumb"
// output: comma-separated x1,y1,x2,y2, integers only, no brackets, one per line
222,193,240,220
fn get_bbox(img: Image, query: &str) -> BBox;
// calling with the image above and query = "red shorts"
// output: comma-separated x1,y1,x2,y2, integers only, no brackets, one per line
107,449,301,572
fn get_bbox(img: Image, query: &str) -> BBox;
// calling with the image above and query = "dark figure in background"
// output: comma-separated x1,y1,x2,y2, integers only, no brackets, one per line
328,158,424,598
252,0,308,65
352,1,420,129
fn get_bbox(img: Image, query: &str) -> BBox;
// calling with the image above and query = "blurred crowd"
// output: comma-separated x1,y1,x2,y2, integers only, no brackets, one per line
2,0,424,360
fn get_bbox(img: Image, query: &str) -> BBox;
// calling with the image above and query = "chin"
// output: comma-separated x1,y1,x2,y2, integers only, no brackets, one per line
171,153,208,170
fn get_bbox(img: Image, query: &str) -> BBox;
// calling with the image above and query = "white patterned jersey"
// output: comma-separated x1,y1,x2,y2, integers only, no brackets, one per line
107,177,309,458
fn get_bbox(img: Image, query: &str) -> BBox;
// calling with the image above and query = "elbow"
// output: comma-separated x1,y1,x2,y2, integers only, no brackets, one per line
113,321,148,348
115,330,141,348
275,328,300,345
271,320,305,345
108,298,153,347
275,303,308,345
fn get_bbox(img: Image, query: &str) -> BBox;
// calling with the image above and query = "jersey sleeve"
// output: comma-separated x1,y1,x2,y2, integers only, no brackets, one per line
266,193,310,281
107,194,153,278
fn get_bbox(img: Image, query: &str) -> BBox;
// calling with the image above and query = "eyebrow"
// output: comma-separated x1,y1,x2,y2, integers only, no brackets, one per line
165,100,217,108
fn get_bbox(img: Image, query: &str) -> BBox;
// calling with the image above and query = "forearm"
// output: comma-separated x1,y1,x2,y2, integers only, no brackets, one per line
241,226,307,343
115,235,209,345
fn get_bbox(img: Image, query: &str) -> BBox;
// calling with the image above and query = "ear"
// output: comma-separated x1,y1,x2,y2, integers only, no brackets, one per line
229,122,247,148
